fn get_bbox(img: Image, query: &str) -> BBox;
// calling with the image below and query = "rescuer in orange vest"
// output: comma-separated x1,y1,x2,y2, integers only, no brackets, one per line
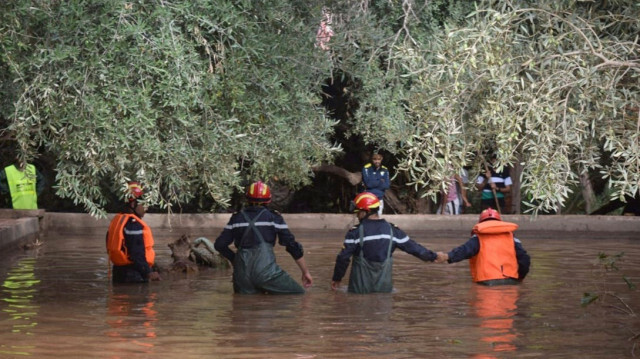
437,208,530,285
106,181,160,284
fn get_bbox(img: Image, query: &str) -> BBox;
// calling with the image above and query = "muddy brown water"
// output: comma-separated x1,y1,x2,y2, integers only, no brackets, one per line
0,228,639,358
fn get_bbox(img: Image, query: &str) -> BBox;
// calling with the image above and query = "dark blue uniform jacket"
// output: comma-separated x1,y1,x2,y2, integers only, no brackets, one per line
332,218,437,282
214,206,304,263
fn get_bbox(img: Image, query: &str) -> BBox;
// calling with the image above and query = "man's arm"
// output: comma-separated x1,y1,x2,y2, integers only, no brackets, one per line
447,236,480,263
455,174,471,207
476,173,488,191
515,238,530,280
393,227,437,262
361,166,380,189
380,167,390,191
124,219,152,279
331,230,359,286
214,221,237,263
295,257,313,288
272,213,305,260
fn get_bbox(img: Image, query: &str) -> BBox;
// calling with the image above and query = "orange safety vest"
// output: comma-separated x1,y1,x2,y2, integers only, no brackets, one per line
106,213,155,267
469,220,518,283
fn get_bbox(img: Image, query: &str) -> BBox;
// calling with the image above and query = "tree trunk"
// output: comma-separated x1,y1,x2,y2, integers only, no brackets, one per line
511,161,523,214
383,190,408,214
579,171,596,214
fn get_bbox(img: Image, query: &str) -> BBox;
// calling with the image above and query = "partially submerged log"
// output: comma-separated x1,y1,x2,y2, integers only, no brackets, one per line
167,234,229,273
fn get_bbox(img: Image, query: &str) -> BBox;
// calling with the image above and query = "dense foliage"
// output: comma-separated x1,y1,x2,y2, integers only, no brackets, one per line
1,0,638,215
1,1,339,216
395,0,639,213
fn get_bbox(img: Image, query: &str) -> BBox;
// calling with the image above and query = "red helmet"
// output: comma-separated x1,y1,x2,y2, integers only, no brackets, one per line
479,207,501,222
127,181,143,202
246,181,271,203
353,192,380,212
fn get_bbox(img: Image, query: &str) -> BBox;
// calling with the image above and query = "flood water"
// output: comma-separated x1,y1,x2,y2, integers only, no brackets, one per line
0,228,639,358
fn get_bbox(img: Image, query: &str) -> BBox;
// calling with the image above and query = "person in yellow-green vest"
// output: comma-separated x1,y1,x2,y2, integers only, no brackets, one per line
0,160,45,209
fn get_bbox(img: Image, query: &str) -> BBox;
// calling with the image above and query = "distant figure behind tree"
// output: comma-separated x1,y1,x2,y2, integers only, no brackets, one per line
361,153,390,215
476,161,512,212
0,159,45,209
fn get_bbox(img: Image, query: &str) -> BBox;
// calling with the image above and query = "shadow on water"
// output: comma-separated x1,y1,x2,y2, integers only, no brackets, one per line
0,229,638,358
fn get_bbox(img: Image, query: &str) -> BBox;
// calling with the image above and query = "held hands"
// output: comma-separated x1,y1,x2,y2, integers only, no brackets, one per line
148,271,161,281
435,252,449,263
301,271,313,288
331,280,341,291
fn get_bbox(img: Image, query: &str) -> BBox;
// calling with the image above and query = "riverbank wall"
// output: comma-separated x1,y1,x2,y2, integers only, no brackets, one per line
1,209,638,252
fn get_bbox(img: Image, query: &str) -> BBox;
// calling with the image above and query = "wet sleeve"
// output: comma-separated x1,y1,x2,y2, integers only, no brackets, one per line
393,227,437,262
514,238,530,280
214,218,236,262
331,231,358,282
275,215,304,260
447,236,480,263
124,220,151,278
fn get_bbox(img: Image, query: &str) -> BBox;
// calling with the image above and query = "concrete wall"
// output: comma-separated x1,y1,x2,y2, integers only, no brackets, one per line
42,212,640,236
0,209,44,251
1,210,638,251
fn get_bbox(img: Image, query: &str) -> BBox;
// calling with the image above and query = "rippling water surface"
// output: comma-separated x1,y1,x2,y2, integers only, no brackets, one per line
0,228,638,358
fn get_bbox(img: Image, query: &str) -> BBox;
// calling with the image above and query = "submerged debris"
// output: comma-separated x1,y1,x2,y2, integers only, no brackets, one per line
167,234,229,273
21,238,43,250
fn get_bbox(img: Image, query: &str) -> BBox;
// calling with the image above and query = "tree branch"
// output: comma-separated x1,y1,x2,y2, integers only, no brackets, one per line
312,165,362,186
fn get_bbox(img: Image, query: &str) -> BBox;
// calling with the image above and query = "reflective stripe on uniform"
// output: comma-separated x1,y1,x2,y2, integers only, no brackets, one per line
225,221,288,230
124,228,144,235
344,233,409,244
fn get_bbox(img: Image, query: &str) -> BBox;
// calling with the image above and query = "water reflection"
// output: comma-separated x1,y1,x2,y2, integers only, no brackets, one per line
470,285,520,358
105,285,158,356
0,257,40,356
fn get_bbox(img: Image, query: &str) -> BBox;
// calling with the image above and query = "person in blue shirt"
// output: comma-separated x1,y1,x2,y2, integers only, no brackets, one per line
361,153,390,215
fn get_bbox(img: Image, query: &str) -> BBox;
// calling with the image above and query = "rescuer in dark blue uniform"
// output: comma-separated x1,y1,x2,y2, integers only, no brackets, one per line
214,181,313,294
331,192,438,294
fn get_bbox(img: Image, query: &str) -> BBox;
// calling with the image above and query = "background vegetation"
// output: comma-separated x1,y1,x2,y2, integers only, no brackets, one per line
1,0,638,217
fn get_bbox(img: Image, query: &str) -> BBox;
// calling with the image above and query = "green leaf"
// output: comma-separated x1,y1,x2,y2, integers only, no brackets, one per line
581,292,599,307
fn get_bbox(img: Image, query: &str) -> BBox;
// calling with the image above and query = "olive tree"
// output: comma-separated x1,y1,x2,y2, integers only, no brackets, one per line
395,0,639,214
1,1,339,216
